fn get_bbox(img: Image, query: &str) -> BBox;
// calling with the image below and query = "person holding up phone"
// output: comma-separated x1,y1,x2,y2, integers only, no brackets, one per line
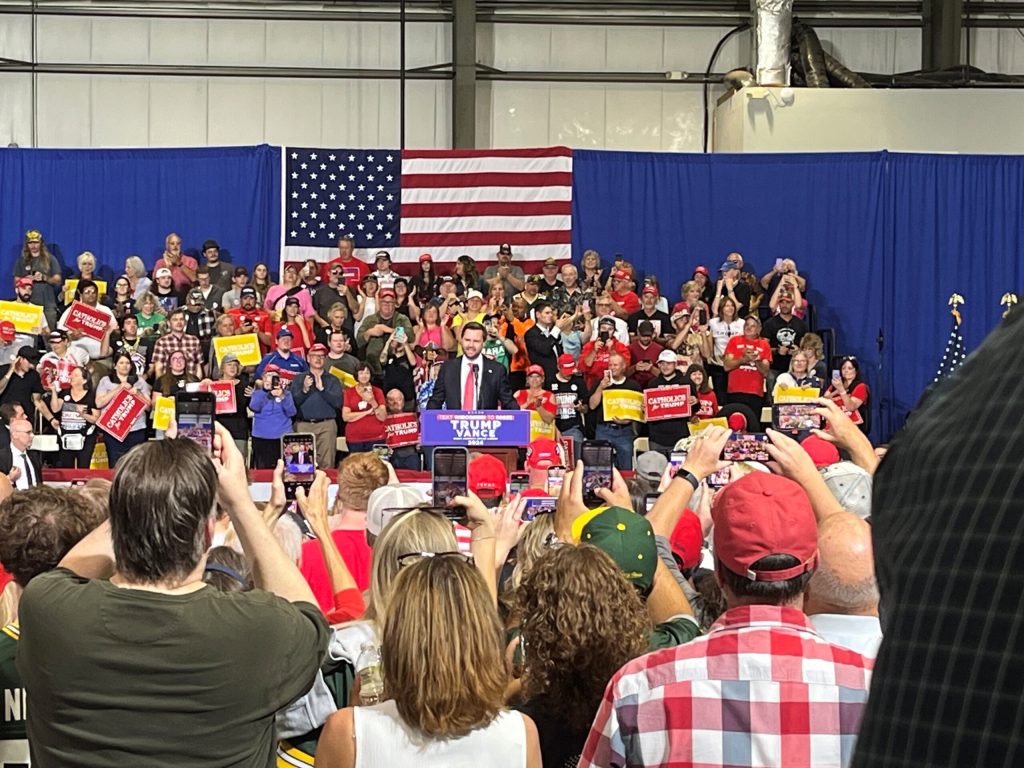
578,317,631,390
824,355,870,434
250,365,297,469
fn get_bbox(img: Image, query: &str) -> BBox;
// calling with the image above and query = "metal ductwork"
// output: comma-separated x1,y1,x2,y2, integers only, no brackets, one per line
793,21,830,87
750,0,793,86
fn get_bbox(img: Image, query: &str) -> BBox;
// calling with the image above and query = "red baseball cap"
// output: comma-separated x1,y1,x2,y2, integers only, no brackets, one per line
307,343,329,356
525,438,561,470
727,413,748,432
642,285,658,297
801,434,839,467
712,473,818,582
0,321,15,343
265,364,281,374
468,454,508,499
693,265,709,277
378,288,397,300
670,509,704,571
419,252,433,262
14,276,33,289
557,353,575,373
526,364,544,377
612,269,630,281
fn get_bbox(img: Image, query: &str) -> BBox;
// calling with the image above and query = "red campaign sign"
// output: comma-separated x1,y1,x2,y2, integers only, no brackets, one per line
559,436,574,466
385,413,421,449
64,301,111,342
97,388,147,442
644,384,692,421
202,381,237,415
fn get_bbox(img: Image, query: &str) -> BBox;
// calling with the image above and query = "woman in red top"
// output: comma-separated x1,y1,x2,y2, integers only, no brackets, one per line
342,362,387,452
274,296,314,358
685,362,719,419
722,315,772,416
515,365,557,426
825,355,870,434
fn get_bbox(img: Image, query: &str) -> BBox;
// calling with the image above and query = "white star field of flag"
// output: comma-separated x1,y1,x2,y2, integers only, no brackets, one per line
285,148,400,246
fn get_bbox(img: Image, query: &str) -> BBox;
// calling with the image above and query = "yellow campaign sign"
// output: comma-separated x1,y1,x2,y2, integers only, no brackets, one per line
0,300,45,334
329,366,357,388
690,417,729,434
601,389,645,422
773,386,821,404
212,333,262,366
152,395,175,431
63,279,107,305
530,410,556,441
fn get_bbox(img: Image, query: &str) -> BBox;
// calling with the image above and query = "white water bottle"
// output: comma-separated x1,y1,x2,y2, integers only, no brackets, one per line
355,641,384,706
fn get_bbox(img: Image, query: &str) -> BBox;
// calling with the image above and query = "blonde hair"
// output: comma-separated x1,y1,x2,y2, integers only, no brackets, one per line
334,453,389,509
363,510,457,626
510,514,555,590
383,556,507,738
800,332,824,359
77,251,96,270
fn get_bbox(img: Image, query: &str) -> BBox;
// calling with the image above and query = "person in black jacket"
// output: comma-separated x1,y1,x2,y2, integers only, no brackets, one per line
523,302,563,385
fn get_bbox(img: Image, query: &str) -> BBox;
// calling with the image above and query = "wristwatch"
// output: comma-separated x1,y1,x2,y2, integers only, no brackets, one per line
675,469,700,491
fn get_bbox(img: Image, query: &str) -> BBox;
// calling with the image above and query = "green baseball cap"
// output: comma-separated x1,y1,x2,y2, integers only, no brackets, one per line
577,506,657,594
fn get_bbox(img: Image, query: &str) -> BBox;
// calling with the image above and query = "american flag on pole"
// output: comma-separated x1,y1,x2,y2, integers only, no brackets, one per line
280,146,572,271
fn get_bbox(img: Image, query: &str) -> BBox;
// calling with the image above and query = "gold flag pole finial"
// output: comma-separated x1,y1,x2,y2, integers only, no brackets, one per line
1001,292,1018,318
948,293,964,326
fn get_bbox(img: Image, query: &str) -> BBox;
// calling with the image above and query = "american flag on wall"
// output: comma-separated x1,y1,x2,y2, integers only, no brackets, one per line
280,146,572,271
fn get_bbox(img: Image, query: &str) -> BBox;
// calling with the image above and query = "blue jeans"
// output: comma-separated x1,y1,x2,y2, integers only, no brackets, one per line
560,425,585,467
389,447,421,471
105,428,148,468
595,423,636,470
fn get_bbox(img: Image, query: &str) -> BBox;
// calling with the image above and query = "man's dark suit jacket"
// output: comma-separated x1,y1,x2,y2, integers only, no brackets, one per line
426,356,519,411
0,446,43,486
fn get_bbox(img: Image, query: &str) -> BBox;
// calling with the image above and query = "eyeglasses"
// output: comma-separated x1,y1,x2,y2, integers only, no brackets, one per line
397,551,474,569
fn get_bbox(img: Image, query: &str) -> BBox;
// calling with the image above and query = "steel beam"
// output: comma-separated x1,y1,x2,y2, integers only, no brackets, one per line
923,0,963,70
452,0,476,148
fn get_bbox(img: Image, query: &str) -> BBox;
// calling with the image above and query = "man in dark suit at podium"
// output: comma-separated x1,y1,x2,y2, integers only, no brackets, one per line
427,322,518,411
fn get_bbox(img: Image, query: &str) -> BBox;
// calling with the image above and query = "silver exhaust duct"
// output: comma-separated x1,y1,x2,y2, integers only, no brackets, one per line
751,0,794,86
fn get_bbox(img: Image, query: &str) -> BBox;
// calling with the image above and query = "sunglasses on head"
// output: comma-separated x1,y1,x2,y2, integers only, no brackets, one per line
396,551,474,569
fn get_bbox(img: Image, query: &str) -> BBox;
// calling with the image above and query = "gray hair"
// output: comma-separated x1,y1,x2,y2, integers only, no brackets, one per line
273,514,304,565
807,563,879,613
125,255,146,278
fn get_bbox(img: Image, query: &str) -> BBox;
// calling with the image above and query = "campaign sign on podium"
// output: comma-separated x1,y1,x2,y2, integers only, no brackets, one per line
420,410,531,447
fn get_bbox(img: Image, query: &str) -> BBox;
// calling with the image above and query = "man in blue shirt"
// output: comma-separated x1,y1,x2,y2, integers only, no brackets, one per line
256,327,309,379
291,343,342,470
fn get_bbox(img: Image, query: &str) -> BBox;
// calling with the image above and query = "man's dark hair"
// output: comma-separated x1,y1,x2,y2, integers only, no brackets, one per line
717,554,813,605
328,329,349,343
167,307,187,322
0,402,22,425
109,439,217,585
0,487,94,587
461,321,486,338
196,264,210,276
534,301,553,315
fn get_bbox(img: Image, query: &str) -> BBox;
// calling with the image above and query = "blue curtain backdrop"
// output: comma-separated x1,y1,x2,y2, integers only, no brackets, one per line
0,144,281,284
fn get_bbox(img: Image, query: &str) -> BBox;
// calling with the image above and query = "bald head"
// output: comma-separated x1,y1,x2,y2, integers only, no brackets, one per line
805,514,878,617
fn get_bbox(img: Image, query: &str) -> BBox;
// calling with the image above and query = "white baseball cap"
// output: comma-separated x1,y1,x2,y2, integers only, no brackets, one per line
366,484,427,537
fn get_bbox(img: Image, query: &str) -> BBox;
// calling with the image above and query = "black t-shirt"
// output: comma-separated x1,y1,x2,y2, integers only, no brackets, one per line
517,696,590,768
0,367,44,421
56,388,96,434
645,372,691,447
549,374,589,432
716,280,752,318
761,314,809,371
216,377,251,439
627,309,673,339
382,356,416,406
111,335,154,378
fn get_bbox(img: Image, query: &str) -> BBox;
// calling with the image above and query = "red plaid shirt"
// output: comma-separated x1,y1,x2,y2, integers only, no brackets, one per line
580,605,874,768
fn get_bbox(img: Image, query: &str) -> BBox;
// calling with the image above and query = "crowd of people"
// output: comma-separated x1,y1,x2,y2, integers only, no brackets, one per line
0,226,1015,768
0,230,869,474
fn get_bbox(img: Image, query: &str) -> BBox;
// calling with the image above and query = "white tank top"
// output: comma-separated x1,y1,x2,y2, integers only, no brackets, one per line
353,699,527,768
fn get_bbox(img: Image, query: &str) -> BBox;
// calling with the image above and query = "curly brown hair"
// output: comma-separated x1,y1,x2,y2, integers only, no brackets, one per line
516,544,651,731
0,487,95,587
